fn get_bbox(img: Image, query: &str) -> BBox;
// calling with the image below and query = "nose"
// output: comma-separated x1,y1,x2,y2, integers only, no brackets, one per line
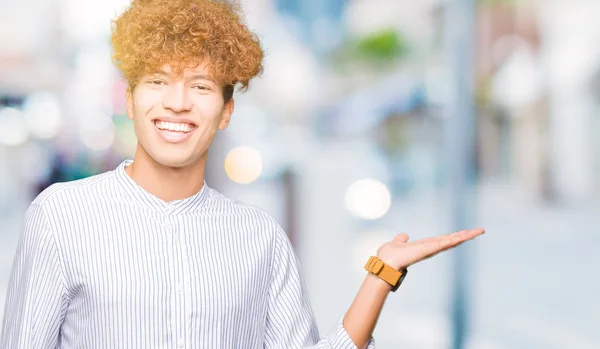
162,82,192,112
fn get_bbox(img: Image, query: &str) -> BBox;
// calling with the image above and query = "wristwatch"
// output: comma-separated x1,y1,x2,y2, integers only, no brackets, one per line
364,256,408,292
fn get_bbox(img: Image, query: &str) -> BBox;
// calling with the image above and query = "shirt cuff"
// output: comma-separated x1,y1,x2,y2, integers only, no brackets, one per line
327,316,376,349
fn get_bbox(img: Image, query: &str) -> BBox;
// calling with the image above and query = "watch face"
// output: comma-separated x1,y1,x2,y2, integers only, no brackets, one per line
392,269,408,292
399,269,407,283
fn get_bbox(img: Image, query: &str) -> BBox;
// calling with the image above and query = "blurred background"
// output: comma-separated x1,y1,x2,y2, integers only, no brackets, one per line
1,0,599,348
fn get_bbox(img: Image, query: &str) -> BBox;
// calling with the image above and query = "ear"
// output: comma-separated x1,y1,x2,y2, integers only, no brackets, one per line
125,87,134,120
218,98,234,130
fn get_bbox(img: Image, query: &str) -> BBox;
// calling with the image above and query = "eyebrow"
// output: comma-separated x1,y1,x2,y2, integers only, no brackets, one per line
187,74,216,83
154,70,216,84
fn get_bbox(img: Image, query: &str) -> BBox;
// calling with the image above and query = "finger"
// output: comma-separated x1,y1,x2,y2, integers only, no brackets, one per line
393,233,410,243
440,228,485,248
406,229,485,266
429,239,467,259
418,228,484,256
438,228,485,252
410,238,469,266
418,237,474,263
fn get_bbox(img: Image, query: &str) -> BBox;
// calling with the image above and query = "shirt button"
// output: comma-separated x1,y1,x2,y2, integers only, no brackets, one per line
177,339,185,348
177,282,183,292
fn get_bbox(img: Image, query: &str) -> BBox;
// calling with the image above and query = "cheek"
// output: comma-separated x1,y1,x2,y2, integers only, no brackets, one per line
132,89,162,117
195,98,225,125
130,99,158,139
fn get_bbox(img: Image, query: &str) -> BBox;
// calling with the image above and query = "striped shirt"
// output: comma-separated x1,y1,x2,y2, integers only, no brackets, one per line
1,160,375,348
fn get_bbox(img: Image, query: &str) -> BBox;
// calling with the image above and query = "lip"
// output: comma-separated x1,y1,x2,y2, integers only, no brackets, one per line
151,116,197,127
152,118,197,144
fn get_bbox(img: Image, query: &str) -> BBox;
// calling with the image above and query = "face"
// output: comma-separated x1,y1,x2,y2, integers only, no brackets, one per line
126,62,234,169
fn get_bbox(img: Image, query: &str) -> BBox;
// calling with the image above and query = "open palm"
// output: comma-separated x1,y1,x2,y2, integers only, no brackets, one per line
377,228,485,270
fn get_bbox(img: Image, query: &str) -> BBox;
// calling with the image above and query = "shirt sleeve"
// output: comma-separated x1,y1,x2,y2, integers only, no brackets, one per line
263,226,376,349
1,203,70,348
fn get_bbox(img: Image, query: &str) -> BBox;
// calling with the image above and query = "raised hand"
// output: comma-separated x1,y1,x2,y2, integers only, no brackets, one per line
376,228,485,270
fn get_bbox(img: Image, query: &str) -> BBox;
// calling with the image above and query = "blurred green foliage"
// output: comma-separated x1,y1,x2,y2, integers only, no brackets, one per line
355,29,408,61
331,28,409,69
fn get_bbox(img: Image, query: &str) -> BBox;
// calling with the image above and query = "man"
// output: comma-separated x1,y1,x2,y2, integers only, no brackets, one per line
1,0,484,348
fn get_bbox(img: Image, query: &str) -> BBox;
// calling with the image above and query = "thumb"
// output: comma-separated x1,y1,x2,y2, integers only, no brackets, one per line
393,232,410,243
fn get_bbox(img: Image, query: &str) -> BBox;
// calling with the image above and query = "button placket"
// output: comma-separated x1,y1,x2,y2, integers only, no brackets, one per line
164,212,185,349
172,215,188,348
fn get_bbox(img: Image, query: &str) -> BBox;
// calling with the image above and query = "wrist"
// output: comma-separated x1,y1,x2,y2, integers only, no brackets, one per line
376,252,406,271
364,273,393,293
364,256,407,292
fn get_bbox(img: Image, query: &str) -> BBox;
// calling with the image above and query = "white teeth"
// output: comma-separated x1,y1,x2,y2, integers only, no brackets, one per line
154,121,194,133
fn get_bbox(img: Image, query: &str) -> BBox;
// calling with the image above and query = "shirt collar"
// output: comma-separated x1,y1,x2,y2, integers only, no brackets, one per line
114,159,210,214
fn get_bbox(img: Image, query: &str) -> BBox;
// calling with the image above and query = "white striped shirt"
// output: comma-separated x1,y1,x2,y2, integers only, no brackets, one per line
1,160,375,348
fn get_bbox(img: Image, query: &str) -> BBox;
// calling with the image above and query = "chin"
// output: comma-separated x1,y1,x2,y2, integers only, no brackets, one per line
152,155,193,169
136,138,207,169
150,149,205,169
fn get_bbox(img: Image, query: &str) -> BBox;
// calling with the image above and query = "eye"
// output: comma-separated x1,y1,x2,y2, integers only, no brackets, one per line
148,79,166,86
192,85,211,91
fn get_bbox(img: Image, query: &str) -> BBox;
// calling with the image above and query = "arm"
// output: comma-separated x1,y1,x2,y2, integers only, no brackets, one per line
342,275,391,349
343,229,486,348
264,226,485,349
264,227,375,349
1,203,70,348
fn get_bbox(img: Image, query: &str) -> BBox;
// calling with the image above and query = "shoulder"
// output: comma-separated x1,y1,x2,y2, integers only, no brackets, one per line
31,169,116,210
204,186,287,241
205,187,282,228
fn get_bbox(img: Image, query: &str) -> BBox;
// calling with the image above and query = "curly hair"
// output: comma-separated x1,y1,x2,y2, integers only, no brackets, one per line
111,0,264,100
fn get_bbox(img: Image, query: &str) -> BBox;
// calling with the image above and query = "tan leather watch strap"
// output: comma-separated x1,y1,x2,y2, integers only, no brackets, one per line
364,256,403,288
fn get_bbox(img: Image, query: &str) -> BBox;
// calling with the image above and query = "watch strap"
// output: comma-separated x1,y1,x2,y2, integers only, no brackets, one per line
364,256,406,292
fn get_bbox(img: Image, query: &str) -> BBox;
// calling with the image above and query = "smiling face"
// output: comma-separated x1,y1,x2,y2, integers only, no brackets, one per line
126,62,234,169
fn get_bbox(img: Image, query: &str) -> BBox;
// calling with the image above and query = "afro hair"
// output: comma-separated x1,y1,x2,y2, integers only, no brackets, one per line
111,0,264,94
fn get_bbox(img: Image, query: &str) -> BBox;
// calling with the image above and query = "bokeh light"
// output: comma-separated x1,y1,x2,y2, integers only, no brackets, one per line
0,107,29,146
344,178,392,220
23,92,63,139
79,115,116,151
225,146,263,184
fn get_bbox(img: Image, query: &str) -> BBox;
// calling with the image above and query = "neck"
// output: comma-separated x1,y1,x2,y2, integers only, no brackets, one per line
125,144,208,202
